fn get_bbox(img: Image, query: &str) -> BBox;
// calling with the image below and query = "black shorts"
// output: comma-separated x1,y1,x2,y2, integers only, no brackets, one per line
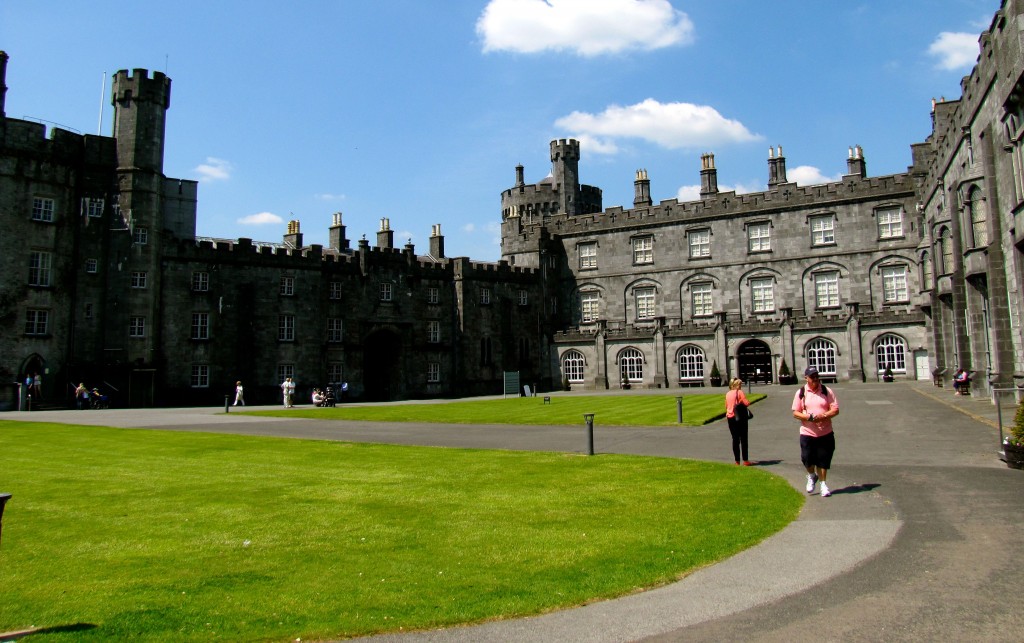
800,432,835,469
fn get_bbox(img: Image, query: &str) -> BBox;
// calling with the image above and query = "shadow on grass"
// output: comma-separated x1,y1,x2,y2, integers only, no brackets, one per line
0,623,97,641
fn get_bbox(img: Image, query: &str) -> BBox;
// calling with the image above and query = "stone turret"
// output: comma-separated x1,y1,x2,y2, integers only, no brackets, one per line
550,138,581,215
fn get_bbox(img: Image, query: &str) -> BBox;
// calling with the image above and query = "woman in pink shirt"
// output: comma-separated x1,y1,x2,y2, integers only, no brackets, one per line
725,377,752,465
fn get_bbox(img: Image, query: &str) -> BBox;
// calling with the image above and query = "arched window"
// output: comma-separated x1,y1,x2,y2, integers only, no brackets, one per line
619,348,644,383
875,334,907,373
806,338,837,376
678,345,705,381
968,188,988,248
939,227,953,274
920,251,933,290
562,350,585,383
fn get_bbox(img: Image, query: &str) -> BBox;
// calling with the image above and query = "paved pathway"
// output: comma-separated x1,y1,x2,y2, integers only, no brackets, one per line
5,381,1023,641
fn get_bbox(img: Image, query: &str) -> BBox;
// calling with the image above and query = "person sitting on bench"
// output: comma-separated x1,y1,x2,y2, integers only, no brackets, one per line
953,368,970,395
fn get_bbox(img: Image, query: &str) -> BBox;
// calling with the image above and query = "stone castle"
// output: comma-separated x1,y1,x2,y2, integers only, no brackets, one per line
3,0,1023,407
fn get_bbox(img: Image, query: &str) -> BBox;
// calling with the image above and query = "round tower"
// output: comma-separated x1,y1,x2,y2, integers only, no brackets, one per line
550,138,581,215
112,68,171,174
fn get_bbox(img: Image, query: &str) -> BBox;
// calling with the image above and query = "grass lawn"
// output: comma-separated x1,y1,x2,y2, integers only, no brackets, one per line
243,392,765,426
0,419,800,642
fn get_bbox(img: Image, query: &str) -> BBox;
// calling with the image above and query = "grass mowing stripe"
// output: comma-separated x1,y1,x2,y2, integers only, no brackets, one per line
0,421,800,641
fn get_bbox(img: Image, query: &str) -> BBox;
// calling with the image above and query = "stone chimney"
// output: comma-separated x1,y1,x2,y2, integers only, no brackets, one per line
633,169,652,207
700,153,719,197
283,220,303,249
429,223,445,259
328,211,349,251
846,145,866,178
767,146,788,186
376,217,394,249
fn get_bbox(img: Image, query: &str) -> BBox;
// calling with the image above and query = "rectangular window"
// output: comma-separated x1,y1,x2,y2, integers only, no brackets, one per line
751,278,775,312
427,320,440,343
632,236,653,264
86,258,98,274
427,286,439,304
480,288,491,305
688,229,711,258
380,282,393,301
811,215,835,245
882,266,909,303
133,226,148,245
635,287,656,319
83,197,103,218
581,291,599,323
328,362,343,384
280,276,295,296
129,316,146,338
427,362,440,383
32,197,55,222
877,208,903,239
84,302,94,319
131,271,147,289
29,251,53,286
191,364,210,388
279,314,295,341
327,318,343,343
329,281,343,300
579,242,598,269
25,309,49,335
748,223,771,252
191,312,209,340
518,289,528,306
691,283,713,317
192,271,209,292
814,272,840,308
277,364,295,385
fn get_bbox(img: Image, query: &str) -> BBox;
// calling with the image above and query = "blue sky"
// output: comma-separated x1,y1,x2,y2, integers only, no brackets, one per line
1,1,996,261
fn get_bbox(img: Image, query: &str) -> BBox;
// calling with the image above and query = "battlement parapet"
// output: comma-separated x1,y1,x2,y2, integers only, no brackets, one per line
112,68,171,108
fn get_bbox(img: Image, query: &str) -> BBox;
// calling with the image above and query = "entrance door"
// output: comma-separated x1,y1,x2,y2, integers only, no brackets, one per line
914,350,930,381
737,340,772,383
362,329,402,401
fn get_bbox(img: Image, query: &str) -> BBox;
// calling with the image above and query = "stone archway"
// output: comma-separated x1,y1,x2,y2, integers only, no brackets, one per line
737,339,772,383
362,328,403,402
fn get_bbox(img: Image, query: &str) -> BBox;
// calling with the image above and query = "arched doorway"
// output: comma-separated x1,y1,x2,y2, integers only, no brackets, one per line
362,328,403,401
737,340,772,383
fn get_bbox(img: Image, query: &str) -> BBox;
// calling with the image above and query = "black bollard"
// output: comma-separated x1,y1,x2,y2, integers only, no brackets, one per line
0,492,11,548
676,396,683,424
225,395,230,413
583,413,595,455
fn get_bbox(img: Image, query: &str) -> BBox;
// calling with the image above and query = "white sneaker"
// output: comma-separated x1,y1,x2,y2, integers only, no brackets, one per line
806,473,818,493
820,482,831,497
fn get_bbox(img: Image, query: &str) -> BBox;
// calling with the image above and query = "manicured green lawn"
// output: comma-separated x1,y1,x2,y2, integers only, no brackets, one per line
0,420,800,642
245,393,765,426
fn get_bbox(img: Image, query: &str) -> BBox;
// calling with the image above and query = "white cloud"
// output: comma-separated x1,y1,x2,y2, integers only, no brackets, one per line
462,223,477,233
788,165,842,186
315,193,346,201
928,32,979,71
193,157,232,182
237,212,283,226
477,0,694,56
557,99,761,153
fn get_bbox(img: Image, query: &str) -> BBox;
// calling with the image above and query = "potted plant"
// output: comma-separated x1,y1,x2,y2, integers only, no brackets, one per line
1003,403,1024,470
778,358,796,385
709,360,722,387
882,366,894,383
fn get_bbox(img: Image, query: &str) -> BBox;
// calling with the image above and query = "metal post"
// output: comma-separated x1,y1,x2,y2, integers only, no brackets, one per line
225,395,230,414
26,394,31,412
0,492,11,548
583,413,595,456
676,397,683,424
15,383,21,412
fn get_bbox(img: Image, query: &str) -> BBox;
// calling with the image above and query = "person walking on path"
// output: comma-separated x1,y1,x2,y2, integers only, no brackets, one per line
233,381,245,406
792,366,840,497
725,377,752,465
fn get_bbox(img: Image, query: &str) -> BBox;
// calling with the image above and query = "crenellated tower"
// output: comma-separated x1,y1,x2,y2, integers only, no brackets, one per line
550,138,581,215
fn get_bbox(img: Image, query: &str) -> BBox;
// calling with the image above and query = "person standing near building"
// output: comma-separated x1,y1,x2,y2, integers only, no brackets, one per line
792,366,840,497
281,377,295,408
33,372,43,399
233,381,245,406
725,377,752,465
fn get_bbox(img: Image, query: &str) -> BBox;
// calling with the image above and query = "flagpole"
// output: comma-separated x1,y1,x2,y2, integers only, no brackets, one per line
97,71,106,135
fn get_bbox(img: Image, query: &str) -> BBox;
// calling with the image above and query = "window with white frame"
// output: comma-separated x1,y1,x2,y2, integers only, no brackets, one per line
279,314,295,341
330,281,343,300
380,282,393,301
518,289,528,306
480,288,491,305
580,291,599,323
619,348,644,382
427,286,439,304
86,258,98,274
190,364,210,388
327,318,343,343
814,272,840,308
277,364,295,384
191,312,210,340
877,207,903,239
129,316,146,338
579,242,598,269
29,251,53,286
806,338,837,376
635,287,656,319
678,345,705,380
632,236,653,264
751,277,775,312
133,226,148,245
748,222,771,252
83,197,104,218
875,334,907,373
280,276,295,296
810,215,835,246
131,271,147,289
427,320,440,343
427,362,440,383
25,309,49,335
562,350,585,383
881,266,909,303
32,197,55,222
691,283,713,317
688,229,711,258
328,363,343,384
192,271,209,292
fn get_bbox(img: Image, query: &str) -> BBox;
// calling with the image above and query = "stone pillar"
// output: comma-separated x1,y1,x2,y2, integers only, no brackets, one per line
845,302,864,381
